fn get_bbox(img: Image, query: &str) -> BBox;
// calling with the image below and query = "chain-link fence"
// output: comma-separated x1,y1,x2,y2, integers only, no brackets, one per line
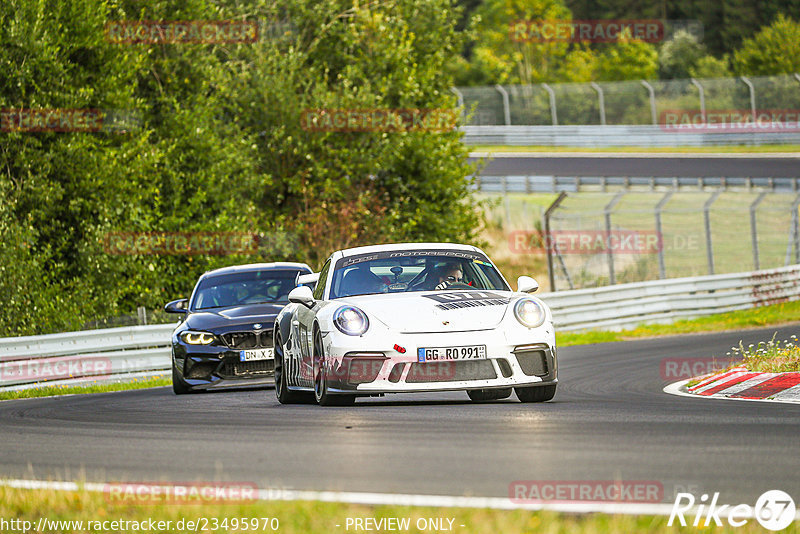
527,192,800,291
455,74,800,126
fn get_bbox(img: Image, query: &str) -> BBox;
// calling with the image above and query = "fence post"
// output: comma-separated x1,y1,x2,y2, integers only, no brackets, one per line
640,80,657,125
542,83,558,126
451,87,465,123
545,192,568,291
495,85,511,126
604,192,625,285
691,78,706,120
750,192,767,270
704,191,721,274
590,82,606,125
655,191,674,279
740,76,757,119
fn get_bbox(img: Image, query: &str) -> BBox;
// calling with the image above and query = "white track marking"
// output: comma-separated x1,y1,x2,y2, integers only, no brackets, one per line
469,152,800,159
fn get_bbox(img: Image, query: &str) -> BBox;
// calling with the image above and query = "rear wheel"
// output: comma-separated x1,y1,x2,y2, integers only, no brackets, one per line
313,330,355,407
172,364,191,395
515,384,557,403
274,327,313,404
467,388,512,402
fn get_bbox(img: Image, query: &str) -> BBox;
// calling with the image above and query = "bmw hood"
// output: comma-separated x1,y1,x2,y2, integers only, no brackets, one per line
339,291,513,333
185,304,284,332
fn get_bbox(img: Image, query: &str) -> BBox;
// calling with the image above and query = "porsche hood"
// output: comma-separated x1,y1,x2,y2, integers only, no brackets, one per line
340,290,514,333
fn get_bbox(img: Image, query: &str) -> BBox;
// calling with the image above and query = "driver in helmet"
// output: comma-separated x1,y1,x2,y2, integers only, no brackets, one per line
433,263,464,290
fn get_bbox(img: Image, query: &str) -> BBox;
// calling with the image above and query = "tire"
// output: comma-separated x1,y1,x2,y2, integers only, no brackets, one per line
313,330,355,407
172,364,191,395
467,388,513,402
274,326,314,404
515,384,557,403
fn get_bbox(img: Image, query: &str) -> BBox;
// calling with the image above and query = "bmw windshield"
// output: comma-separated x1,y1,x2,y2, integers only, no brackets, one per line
191,270,300,310
330,250,510,299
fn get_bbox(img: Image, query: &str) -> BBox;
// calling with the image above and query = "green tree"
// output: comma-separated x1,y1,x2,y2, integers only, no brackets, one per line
733,15,800,76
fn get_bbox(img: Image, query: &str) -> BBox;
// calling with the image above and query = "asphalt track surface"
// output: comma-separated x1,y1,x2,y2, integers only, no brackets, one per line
2,325,799,506
471,154,800,178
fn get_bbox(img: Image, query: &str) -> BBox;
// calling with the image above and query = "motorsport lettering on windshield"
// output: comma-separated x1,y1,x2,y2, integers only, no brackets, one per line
340,249,486,268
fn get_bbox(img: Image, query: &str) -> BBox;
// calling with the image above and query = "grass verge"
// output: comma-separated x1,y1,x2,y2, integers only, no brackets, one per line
0,375,170,402
556,299,800,347
1,485,791,534
469,144,800,154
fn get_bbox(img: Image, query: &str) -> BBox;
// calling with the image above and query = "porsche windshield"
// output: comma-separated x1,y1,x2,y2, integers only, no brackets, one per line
192,270,300,310
330,250,510,299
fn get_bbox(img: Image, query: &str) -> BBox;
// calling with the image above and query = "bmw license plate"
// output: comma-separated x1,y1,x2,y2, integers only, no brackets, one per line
417,345,486,362
239,348,274,362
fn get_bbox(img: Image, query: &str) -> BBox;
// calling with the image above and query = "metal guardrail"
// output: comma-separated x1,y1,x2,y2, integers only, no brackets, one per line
540,264,800,331
1,264,798,389
461,125,800,147
0,324,175,388
473,175,800,194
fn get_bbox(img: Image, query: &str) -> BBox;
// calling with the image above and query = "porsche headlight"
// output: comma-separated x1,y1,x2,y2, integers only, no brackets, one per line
333,306,369,336
181,331,217,345
514,298,546,328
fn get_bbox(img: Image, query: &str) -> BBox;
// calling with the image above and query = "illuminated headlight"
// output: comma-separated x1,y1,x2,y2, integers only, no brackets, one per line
181,331,217,345
333,306,369,336
514,298,546,328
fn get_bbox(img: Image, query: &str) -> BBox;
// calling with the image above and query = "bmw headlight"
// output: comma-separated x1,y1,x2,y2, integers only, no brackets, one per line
514,298,546,328
181,331,217,345
333,306,369,336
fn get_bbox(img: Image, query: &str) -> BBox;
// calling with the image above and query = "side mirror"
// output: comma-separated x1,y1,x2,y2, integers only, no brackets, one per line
164,298,189,314
517,276,539,293
288,286,315,308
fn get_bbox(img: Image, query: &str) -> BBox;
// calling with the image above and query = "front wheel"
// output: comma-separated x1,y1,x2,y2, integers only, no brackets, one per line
172,364,191,395
313,330,355,407
515,384,557,403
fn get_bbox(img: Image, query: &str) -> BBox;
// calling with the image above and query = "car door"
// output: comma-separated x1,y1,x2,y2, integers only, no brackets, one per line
294,259,331,387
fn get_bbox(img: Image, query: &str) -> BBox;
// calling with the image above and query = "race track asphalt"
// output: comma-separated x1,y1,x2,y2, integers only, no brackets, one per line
1,324,799,506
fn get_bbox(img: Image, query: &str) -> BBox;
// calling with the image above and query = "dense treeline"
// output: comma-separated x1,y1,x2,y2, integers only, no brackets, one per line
0,0,479,335
452,0,800,84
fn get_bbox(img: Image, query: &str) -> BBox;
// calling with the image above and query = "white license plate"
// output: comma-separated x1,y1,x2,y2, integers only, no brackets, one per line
417,345,486,362
239,348,274,362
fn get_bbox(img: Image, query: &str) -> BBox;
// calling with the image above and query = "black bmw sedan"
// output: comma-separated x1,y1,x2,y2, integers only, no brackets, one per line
165,262,312,394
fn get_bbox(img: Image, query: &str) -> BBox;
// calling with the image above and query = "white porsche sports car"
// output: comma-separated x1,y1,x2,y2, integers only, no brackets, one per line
273,243,557,406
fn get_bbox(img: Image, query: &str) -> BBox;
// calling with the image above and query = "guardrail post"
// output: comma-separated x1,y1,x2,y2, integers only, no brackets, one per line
750,192,767,270
590,82,606,125
640,81,657,125
740,76,757,120
604,192,626,285
794,194,800,265
495,85,511,126
691,78,706,120
525,176,531,194
704,191,721,274
137,306,147,325
451,87,465,123
655,191,674,279
545,192,568,291
542,83,558,126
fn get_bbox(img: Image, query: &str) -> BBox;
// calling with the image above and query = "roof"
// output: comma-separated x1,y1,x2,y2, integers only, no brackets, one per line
201,262,312,279
338,243,483,257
